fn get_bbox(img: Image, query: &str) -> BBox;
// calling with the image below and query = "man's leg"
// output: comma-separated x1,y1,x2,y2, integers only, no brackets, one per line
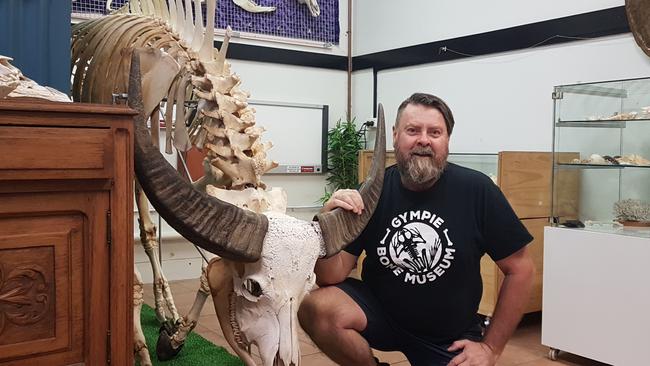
298,285,376,366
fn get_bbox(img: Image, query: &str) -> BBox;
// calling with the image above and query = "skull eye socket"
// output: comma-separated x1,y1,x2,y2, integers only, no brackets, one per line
243,279,263,297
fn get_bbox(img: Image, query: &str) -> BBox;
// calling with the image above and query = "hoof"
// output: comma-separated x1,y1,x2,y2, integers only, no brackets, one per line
156,320,184,361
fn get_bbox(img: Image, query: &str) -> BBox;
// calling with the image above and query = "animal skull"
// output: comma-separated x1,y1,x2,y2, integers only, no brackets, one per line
203,186,317,365
0,55,70,102
216,212,321,365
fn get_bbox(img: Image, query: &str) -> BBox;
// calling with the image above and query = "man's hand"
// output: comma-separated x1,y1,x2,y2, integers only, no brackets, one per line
446,340,497,366
322,189,364,214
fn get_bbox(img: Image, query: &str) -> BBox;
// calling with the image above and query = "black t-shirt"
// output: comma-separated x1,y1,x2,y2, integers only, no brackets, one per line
345,163,533,343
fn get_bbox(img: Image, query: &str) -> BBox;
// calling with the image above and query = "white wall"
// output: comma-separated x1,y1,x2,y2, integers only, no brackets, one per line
353,0,624,56
371,34,650,152
351,68,374,124
230,59,348,209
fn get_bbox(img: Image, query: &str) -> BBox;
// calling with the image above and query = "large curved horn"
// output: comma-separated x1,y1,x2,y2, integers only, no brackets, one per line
626,0,650,58
128,50,267,262
315,104,386,257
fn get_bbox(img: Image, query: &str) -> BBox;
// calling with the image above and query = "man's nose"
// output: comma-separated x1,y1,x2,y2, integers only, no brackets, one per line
416,131,430,145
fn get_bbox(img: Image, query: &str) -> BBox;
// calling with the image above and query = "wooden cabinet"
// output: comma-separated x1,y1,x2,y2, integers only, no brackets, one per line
0,100,135,365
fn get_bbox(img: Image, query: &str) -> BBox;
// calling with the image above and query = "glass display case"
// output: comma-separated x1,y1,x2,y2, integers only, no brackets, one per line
551,77,650,237
448,153,498,183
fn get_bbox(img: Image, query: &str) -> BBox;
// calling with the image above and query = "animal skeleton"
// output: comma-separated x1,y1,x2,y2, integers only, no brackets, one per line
128,51,387,364
72,0,279,363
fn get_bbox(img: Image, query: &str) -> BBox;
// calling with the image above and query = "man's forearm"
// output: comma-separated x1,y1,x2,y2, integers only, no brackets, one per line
482,270,534,355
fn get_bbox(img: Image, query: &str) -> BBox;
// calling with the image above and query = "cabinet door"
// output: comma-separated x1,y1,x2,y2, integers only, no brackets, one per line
0,191,109,365
498,152,552,219
479,217,547,316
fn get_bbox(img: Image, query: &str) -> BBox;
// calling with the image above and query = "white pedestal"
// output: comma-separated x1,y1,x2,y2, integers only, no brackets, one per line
542,226,650,365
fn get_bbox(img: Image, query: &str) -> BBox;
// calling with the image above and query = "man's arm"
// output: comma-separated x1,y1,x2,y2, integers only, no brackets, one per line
448,246,535,366
483,246,535,353
314,251,359,286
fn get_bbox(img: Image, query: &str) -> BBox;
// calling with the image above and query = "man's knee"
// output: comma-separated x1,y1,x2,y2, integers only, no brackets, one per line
299,286,366,334
298,287,331,332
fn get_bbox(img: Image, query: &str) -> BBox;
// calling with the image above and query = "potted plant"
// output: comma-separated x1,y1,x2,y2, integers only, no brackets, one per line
319,118,364,203
613,199,650,226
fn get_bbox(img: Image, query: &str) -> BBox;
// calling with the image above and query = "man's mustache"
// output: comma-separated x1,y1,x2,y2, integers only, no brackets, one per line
409,146,435,157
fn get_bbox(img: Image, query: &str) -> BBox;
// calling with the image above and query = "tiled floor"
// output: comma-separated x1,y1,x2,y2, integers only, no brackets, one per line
143,279,610,366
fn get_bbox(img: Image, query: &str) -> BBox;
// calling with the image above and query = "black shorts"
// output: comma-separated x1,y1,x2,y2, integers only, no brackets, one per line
336,278,484,366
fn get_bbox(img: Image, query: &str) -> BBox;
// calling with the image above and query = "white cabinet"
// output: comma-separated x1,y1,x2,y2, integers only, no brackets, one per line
542,226,650,365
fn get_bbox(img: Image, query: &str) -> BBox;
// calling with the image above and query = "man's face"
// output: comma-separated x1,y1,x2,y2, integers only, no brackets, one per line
393,103,449,189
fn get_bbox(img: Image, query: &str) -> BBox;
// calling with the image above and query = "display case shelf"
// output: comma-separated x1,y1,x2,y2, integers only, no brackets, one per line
556,119,650,128
574,225,650,239
556,163,650,169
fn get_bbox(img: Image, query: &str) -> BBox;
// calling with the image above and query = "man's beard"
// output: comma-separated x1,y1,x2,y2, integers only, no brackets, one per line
395,145,448,188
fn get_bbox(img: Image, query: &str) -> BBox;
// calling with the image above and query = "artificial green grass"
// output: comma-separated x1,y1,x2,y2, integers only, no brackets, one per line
138,304,244,366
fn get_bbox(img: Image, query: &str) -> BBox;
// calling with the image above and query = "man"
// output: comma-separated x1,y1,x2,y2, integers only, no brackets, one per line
298,93,534,366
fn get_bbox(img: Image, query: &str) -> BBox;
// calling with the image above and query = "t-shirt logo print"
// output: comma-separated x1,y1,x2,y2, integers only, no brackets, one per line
390,223,442,273
378,210,455,285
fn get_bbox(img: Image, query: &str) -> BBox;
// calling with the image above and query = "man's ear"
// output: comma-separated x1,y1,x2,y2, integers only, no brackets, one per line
392,125,398,148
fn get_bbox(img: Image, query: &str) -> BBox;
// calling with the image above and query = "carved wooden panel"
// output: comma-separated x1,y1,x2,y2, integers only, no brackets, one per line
0,215,83,363
0,246,56,344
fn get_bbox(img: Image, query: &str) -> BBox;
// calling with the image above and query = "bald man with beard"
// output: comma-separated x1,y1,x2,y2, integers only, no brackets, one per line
299,93,535,366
